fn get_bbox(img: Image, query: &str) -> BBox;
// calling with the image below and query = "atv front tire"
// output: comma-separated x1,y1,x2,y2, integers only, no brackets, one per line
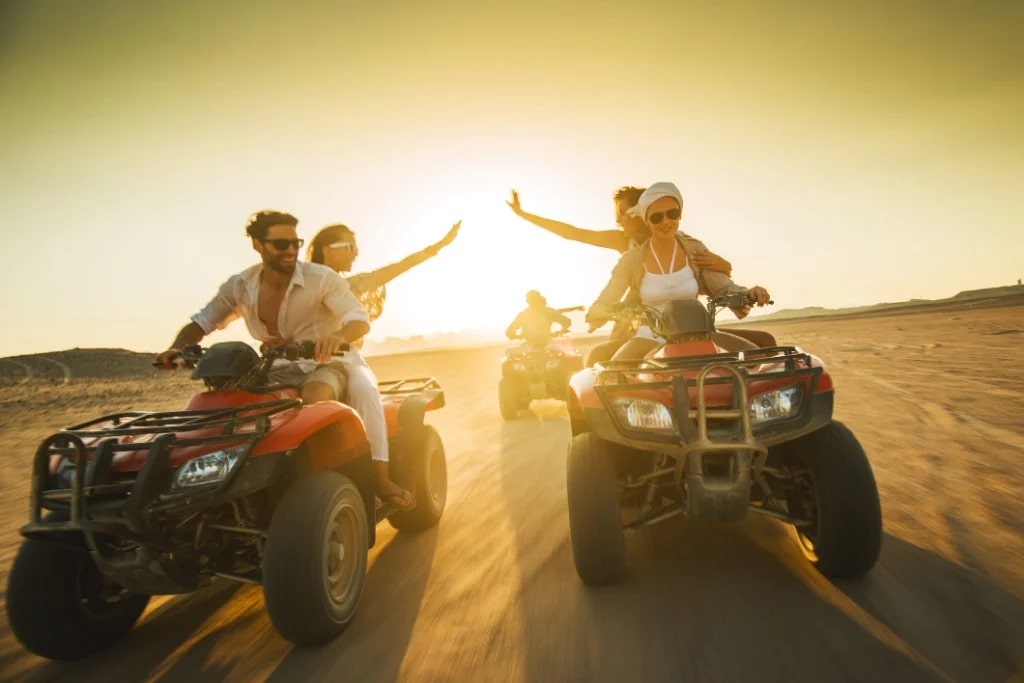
6,537,150,660
499,377,521,420
263,472,368,645
566,433,627,585
786,420,882,579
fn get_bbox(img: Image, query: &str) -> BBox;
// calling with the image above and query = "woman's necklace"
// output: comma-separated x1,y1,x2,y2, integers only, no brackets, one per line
650,240,678,275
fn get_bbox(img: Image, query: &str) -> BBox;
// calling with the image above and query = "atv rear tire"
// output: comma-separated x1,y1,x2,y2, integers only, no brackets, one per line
566,433,627,585
263,472,368,646
499,377,520,420
389,425,447,532
786,420,882,579
6,537,150,660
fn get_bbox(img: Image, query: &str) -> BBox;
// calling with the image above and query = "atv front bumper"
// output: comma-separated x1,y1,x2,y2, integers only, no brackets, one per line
579,349,834,522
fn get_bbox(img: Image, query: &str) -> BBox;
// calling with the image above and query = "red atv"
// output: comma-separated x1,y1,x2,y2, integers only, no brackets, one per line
498,306,585,420
5,341,447,660
566,295,882,585
498,333,584,419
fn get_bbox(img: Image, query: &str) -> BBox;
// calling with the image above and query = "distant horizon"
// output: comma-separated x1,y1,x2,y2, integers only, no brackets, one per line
3,282,1020,360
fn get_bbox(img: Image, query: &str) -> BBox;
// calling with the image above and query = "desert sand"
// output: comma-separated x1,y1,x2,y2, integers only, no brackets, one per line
0,301,1021,682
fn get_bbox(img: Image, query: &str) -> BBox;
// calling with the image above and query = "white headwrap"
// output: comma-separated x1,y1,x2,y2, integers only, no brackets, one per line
628,181,684,220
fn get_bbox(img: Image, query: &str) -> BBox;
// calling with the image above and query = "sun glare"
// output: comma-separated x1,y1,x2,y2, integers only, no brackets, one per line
342,159,619,346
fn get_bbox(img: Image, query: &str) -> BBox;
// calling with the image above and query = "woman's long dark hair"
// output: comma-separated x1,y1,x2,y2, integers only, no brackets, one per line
306,223,354,265
306,223,386,321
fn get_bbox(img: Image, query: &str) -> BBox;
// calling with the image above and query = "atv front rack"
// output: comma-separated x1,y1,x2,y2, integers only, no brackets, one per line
378,377,441,395
25,398,300,543
594,345,823,445
592,346,828,522
379,376,446,410
598,348,819,438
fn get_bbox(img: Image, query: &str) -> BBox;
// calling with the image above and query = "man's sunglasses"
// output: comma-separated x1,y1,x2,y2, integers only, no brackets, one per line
648,208,682,225
262,238,304,251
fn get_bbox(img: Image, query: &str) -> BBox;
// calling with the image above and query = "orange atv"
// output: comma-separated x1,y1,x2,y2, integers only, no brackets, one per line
6,341,447,660
566,295,882,585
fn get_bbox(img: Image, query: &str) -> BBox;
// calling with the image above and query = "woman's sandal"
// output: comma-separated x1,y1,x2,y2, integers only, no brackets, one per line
381,489,416,512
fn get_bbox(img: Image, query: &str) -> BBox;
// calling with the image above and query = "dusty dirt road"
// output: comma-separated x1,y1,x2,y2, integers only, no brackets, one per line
1,302,1022,682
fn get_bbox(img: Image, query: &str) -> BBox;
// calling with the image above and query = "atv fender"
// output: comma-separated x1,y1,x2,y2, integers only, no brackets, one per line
252,402,369,471
389,392,437,483
568,369,598,407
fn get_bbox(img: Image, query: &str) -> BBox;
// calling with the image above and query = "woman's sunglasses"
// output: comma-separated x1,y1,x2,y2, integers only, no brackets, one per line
262,238,304,251
327,241,357,252
648,208,682,225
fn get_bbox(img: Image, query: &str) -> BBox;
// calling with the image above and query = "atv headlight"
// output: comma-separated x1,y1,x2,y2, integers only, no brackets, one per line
749,386,803,423
173,445,248,489
546,359,560,369
612,398,675,431
513,362,526,371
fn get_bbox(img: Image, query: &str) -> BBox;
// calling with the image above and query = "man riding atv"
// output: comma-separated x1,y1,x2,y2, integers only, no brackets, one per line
505,290,572,350
154,210,413,510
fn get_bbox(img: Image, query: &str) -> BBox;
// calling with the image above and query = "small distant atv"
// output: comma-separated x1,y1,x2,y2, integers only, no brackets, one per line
6,341,447,661
566,295,882,585
499,330,584,420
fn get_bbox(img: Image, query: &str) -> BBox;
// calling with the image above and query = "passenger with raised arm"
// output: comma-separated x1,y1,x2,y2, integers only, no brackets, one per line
585,183,771,362
506,186,766,362
154,210,414,510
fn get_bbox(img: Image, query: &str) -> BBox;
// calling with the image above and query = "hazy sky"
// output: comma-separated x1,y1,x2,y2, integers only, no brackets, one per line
2,0,1022,356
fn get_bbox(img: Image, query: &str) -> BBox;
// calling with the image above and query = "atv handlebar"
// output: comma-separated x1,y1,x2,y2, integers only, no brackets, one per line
153,340,351,369
508,328,570,342
598,292,774,338
707,293,774,310
264,340,352,361
608,292,773,321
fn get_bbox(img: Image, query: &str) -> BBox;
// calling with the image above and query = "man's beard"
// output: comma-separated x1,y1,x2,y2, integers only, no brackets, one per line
265,256,296,275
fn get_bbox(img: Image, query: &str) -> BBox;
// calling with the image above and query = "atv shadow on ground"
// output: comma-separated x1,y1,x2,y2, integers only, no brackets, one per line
575,518,1023,683
15,579,243,683
8,528,438,682
835,533,1024,683
494,416,1023,683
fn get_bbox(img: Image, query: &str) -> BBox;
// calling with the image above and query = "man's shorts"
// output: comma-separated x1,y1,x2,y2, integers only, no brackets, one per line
267,361,348,400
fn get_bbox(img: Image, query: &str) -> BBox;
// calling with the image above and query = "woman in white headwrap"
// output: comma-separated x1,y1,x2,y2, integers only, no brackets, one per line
586,182,772,361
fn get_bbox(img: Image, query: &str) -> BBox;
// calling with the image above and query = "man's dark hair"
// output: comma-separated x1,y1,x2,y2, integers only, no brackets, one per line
245,210,299,241
613,186,645,208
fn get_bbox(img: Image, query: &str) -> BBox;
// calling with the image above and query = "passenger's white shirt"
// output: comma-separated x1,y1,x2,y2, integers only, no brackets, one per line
191,262,370,368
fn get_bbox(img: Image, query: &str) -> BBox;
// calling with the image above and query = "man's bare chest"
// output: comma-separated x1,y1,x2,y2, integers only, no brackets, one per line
257,286,287,336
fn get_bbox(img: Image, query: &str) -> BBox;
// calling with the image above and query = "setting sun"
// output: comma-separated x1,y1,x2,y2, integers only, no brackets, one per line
0,0,1021,357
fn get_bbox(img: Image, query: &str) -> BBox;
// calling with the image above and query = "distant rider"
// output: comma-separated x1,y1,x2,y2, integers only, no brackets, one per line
506,290,572,350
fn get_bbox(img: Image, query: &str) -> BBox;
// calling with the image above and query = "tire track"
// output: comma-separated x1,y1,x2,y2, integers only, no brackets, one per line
842,366,1024,453
0,358,33,384
33,356,71,384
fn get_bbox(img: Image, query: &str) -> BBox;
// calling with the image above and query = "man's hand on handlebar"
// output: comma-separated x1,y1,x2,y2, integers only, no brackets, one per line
153,348,180,369
748,286,772,307
152,344,203,369
314,334,350,364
